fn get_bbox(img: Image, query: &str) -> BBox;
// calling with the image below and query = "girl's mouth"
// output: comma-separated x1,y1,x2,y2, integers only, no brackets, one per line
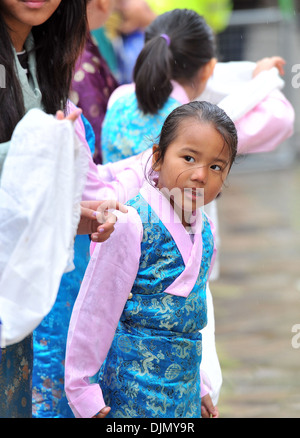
22,1,46,9
185,188,204,200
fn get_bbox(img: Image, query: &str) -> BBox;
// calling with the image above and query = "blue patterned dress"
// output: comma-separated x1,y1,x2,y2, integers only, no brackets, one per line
0,335,32,418
101,91,180,163
99,193,214,418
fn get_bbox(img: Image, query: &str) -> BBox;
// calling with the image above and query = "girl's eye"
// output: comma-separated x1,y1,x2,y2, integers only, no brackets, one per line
184,155,195,163
210,164,222,171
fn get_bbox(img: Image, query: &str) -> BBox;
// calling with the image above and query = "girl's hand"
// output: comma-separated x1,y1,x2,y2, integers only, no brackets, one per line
56,108,82,122
253,56,286,77
201,393,219,418
93,406,111,418
78,200,128,242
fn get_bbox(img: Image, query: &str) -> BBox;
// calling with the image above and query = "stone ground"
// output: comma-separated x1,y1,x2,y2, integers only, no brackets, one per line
210,154,300,418
208,5,300,419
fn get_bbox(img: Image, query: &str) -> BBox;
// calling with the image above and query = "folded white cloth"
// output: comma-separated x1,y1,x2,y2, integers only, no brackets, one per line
199,62,284,121
0,109,88,347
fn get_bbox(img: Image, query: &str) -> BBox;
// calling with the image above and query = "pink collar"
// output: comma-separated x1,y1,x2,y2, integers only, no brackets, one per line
140,181,204,298
170,80,190,104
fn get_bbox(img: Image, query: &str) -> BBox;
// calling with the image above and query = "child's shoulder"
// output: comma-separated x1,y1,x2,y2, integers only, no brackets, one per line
107,83,135,109
127,192,149,215
201,208,216,243
126,191,162,229
126,192,142,207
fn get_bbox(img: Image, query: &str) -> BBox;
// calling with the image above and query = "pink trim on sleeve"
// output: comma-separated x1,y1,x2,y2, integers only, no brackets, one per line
68,100,145,203
65,207,143,418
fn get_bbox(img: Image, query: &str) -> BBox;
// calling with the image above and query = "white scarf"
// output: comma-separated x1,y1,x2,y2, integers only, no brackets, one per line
0,109,88,347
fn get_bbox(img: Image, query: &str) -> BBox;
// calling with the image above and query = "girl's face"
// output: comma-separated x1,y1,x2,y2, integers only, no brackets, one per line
154,119,231,228
1,0,62,49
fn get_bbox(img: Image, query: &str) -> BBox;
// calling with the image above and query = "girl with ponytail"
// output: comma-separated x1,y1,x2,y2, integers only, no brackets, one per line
101,9,217,163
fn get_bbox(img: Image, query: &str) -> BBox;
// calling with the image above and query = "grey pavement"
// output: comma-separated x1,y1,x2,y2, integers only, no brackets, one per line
211,155,300,418
210,6,300,418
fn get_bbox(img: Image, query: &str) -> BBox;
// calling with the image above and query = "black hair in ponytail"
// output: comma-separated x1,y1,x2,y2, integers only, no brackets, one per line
133,8,216,115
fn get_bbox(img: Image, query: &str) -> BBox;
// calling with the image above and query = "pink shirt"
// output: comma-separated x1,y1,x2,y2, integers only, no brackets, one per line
73,107,145,203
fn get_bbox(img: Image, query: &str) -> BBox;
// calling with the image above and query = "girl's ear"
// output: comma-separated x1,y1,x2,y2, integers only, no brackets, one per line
204,57,217,80
193,57,217,97
96,0,111,14
152,144,161,171
198,57,217,84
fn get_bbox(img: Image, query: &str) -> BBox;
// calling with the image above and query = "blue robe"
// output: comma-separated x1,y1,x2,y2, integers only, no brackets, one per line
99,193,214,418
101,91,180,163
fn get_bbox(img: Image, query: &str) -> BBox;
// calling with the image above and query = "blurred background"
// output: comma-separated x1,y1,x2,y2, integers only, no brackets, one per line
211,0,300,418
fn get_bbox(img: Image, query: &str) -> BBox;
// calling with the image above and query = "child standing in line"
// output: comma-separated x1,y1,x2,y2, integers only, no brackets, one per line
64,100,238,418
101,8,216,164
100,8,295,409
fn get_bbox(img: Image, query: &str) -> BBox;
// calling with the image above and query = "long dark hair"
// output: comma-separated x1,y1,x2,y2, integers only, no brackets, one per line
0,0,87,143
133,9,216,115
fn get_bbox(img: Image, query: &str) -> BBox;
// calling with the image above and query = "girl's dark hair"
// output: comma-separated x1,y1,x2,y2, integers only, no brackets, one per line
133,8,216,115
0,0,87,143
153,100,238,171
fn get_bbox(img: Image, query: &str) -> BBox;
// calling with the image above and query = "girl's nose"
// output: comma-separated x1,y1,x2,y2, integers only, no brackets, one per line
191,165,208,184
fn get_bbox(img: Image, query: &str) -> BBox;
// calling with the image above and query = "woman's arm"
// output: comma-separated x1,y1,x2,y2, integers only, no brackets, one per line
72,105,145,203
65,206,143,418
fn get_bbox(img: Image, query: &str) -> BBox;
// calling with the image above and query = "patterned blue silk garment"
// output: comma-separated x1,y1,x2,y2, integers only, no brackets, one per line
98,193,215,418
101,91,180,163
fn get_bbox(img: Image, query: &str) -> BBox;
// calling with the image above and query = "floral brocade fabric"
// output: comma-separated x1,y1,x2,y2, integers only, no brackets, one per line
99,194,214,418
101,92,180,163
32,235,91,418
0,335,33,418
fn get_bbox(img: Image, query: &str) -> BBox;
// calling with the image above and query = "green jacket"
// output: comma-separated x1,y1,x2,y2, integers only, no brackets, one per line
147,0,233,32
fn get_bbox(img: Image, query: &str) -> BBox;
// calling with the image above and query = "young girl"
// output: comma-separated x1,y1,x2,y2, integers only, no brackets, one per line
0,0,144,418
100,8,295,409
64,100,238,418
101,8,216,163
